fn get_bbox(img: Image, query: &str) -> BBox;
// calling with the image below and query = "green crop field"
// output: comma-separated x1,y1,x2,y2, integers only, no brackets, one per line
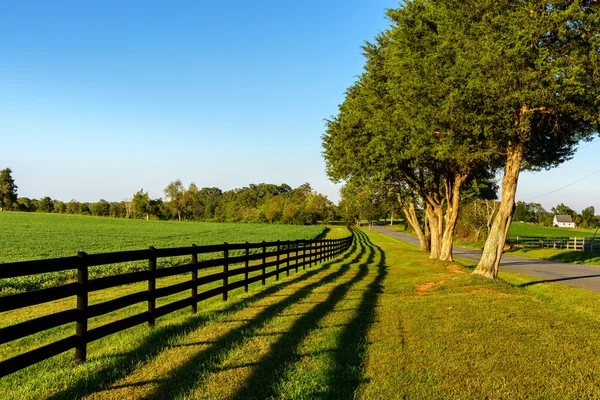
0,212,327,293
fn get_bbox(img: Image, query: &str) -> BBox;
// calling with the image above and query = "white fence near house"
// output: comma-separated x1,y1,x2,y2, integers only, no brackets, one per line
509,236,599,252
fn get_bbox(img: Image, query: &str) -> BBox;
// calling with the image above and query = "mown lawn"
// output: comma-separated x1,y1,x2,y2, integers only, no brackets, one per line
504,247,600,268
3,228,600,398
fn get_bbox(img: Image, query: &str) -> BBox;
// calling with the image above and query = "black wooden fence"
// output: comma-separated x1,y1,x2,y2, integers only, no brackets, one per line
0,233,353,378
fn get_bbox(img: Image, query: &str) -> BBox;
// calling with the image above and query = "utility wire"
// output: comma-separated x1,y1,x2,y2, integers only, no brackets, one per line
524,167,600,200
577,137,600,151
522,137,600,201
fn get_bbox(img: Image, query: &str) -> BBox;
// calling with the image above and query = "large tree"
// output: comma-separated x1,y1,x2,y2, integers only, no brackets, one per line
323,1,495,261
468,0,600,278
164,179,187,221
324,0,599,273
132,189,151,220
0,168,18,211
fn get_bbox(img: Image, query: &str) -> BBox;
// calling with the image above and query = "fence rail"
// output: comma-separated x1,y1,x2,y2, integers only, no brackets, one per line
0,232,354,377
508,236,598,252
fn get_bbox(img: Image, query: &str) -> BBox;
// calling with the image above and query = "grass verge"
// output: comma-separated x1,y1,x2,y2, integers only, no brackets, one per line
503,247,600,267
3,227,600,398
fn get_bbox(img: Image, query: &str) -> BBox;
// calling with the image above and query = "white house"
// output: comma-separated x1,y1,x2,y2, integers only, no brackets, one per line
553,215,575,228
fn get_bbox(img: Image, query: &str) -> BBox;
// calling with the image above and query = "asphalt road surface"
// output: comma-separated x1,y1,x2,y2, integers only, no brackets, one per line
372,225,600,293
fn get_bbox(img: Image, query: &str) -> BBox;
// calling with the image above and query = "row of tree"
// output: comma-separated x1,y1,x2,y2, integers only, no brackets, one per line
0,169,337,224
323,0,600,278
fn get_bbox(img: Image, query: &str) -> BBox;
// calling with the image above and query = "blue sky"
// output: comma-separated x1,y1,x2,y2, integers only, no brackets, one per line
1,1,599,213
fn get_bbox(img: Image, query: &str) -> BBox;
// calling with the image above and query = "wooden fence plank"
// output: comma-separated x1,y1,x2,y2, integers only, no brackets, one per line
0,336,77,379
0,309,78,345
0,283,78,312
88,270,149,292
0,257,79,279
88,291,149,318
0,231,353,377
87,312,150,342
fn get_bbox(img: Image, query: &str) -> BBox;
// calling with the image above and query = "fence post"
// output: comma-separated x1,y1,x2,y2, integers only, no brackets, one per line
245,241,249,292
276,240,280,281
302,241,306,270
191,244,198,314
148,246,156,328
286,240,291,277
319,240,325,262
262,241,266,285
295,242,299,273
75,251,88,364
309,241,313,267
223,242,229,301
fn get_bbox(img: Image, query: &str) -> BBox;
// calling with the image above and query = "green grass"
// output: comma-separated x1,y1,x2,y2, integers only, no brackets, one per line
4,228,600,398
504,247,600,267
0,212,326,293
456,223,598,251
509,222,597,238
503,223,600,266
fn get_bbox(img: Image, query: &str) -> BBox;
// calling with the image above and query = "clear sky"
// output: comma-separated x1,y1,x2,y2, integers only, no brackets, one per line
1,1,598,213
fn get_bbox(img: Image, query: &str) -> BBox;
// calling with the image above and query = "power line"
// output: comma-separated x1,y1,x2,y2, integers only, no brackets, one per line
577,137,600,151
521,137,600,201
524,167,600,200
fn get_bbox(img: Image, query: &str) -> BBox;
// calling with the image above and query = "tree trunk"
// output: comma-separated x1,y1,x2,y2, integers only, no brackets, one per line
473,141,524,278
440,174,467,261
403,201,430,252
428,204,443,259
177,211,182,221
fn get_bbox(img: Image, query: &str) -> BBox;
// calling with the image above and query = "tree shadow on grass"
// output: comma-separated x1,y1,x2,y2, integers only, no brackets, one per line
518,274,600,287
228,229,381,399
141,232,365,399
546,251,600,266
49,237,358,400
314,227,331,240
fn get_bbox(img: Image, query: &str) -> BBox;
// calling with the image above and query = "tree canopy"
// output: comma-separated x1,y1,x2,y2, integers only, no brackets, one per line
0,168,18,211
323,0,600,276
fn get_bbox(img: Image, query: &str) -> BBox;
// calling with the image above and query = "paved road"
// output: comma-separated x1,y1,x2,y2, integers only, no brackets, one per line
372,225,600,293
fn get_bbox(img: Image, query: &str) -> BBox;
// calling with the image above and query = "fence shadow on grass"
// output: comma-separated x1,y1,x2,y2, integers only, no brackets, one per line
322,235,387,399
142,232,364,399
49,237,357,400
228,229,384,400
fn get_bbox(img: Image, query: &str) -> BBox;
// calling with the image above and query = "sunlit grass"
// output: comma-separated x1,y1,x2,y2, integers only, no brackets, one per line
3,227,600,398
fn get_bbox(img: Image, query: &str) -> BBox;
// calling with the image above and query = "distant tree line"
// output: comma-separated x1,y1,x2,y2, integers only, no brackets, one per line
0,169,337,224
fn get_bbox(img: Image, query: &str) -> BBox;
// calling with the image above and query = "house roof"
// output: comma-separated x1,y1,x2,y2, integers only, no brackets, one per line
554,215,574,223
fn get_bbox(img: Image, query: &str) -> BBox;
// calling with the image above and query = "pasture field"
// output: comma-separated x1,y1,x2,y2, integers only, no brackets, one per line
508,222,597,238
4,228,600,398
0,212,325,293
